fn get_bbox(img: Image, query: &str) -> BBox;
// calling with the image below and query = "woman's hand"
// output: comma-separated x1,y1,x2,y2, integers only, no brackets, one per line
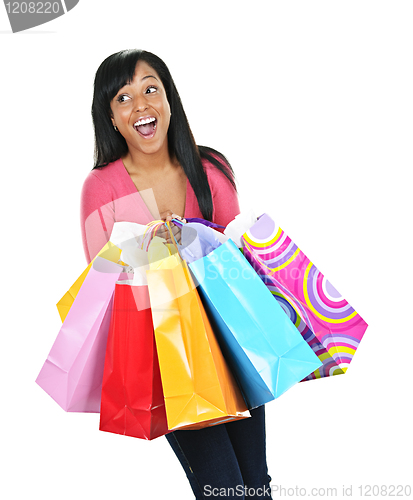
156,210,186,244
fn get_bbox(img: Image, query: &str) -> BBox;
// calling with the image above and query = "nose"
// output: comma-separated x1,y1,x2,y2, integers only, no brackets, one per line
134,95,148,113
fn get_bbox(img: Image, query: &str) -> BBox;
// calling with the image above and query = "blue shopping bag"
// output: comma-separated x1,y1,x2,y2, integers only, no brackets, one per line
179,224,322,409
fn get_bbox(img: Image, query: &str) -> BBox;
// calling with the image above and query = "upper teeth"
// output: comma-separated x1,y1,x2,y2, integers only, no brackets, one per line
134,117,156,127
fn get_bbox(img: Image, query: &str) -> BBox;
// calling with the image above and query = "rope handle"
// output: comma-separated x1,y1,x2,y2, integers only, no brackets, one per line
164,220,181,253
142,220,165,250
141,218,185,251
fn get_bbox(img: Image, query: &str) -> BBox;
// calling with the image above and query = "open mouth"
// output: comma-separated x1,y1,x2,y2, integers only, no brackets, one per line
133,116,157,138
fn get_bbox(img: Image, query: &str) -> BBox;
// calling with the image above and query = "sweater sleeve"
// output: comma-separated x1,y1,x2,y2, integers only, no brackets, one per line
80,171,115,264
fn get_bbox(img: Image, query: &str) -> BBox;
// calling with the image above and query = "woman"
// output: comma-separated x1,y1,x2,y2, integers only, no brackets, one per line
81,49,272,500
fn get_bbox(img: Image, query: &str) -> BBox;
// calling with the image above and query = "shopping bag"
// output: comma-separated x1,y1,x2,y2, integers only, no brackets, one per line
99,282,169,440
146,236,249,430
36,257,123,412
183,224,322,409
57,242,122,322
57,221,153,323
241,213,368,379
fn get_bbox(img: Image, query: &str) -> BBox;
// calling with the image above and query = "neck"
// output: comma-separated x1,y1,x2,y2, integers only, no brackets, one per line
122,144,177,176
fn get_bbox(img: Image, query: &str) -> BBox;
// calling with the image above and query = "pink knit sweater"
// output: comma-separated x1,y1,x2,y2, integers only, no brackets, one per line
80,157,240,263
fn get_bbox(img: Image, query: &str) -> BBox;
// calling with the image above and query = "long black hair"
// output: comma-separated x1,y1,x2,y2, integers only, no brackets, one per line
91,49,236,221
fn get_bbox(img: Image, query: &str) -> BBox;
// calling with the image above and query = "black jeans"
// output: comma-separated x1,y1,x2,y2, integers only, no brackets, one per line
166,406,272,499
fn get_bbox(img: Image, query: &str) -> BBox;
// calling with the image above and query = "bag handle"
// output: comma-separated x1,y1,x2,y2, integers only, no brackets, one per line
164,220,181,253
142,220,165,250
173,217,224,229
142,218,182,254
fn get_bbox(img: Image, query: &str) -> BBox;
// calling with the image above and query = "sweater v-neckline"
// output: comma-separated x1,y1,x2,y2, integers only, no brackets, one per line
117,158,189,220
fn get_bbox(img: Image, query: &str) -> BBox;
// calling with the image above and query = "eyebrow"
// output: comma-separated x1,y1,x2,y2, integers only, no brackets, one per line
142,74,159,82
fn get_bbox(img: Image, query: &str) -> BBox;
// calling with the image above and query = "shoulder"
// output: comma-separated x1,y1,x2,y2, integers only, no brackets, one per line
81,158,124,196
199,145,234,178
81,159,126,217
199,146,232,171
199,147,240,226
83,158,124,185
199,146,236,190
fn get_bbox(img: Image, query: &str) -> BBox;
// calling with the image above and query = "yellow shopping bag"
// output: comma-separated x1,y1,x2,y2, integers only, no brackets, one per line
146,238,249,430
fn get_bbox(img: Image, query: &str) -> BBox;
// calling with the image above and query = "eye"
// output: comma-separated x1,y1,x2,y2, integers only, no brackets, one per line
116,94,131,103
145,85,158,94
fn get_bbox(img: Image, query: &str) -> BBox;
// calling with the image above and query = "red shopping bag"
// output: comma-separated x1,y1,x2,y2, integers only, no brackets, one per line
99,283,169,440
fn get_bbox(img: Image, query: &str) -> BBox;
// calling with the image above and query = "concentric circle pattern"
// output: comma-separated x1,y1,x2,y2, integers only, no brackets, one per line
242,214,368,378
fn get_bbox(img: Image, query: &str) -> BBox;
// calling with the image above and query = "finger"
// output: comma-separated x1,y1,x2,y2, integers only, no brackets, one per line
165,223,179,235
162,225,175,241
160,210,174,221
172,230,182,245
154,226,168,240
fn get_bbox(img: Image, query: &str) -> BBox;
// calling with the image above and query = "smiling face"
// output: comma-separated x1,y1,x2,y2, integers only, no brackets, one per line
110,60,171,159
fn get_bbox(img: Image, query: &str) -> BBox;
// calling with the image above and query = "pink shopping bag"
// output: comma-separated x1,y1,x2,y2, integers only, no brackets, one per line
36,257,123,411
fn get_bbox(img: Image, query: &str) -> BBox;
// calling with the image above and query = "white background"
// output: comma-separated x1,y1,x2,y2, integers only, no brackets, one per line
1,1,412,499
